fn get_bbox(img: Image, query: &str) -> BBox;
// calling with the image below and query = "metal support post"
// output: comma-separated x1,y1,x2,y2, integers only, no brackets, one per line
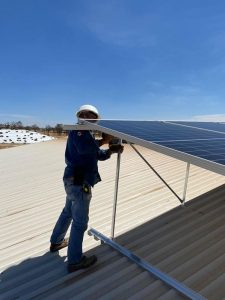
110,140,122,240
130,144,183,203
182,162,190,205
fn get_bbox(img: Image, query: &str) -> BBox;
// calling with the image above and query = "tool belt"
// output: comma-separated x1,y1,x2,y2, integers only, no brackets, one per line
73,167,91,193
82,184,91,194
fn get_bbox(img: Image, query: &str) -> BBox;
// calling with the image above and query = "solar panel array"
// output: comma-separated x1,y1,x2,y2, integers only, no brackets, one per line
169,121,225,134
96,120,225,143
83,120,225,173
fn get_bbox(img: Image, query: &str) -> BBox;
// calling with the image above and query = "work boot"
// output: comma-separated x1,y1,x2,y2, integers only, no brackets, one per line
67,255,97,273
50,238,69,252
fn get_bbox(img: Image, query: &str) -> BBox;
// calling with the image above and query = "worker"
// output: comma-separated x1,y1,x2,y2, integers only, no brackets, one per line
50,104,124,273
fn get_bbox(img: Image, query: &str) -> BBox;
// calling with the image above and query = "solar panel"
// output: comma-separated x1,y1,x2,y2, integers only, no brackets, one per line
74,120,225,176
94,120,225,142
168,121,225,134
63,119,225,293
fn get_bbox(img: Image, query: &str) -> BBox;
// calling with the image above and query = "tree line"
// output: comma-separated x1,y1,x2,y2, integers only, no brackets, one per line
0,121,66,135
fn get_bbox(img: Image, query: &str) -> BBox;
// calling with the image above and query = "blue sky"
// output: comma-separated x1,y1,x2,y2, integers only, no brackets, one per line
1,0,225,126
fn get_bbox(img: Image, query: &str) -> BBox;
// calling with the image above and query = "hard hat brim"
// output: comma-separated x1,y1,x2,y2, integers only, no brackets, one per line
76,110,99,118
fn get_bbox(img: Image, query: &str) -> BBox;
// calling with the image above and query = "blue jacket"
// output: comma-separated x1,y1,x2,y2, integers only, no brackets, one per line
63,130,110,186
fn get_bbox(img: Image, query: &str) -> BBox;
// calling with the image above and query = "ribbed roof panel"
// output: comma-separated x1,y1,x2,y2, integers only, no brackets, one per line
1,139,225,299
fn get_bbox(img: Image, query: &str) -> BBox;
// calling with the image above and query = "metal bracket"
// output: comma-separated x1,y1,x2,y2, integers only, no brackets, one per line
88,228,206,300
130,144,183,203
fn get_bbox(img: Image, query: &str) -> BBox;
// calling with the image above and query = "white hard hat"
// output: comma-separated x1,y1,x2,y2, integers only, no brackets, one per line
76,104,100,119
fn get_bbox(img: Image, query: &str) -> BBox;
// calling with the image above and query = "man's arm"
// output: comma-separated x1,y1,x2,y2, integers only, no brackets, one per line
97,144,124,161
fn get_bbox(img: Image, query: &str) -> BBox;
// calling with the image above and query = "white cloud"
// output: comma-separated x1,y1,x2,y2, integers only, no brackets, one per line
0,114,35,119
192,114,225,122
72,2,156,48
209,31,225,56
0,114,67,127
170,85,200,95
0,114,45,126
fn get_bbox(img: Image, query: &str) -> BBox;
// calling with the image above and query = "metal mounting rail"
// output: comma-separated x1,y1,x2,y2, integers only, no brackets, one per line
88,228,206,300
130,144,183,203
110,139,122,240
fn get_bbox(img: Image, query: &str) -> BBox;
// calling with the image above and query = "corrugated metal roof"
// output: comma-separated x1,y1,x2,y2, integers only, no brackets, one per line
1,139,225,299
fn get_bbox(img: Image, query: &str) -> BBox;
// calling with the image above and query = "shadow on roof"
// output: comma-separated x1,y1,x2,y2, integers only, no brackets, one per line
1,184,225,299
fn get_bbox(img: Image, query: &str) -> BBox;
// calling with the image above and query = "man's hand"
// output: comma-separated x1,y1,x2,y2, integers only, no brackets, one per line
109,144,124,154
99,133,114,146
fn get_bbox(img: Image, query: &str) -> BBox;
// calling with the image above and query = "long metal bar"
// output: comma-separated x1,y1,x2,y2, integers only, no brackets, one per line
130,144,183,203
88,228,206,300
110,140,122,240
182,162,190,204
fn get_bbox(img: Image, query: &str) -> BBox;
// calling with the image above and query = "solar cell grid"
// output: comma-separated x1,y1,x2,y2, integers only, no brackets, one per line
156,139,225,163
97,120,225,142
79,119,225,175
169,121,225,134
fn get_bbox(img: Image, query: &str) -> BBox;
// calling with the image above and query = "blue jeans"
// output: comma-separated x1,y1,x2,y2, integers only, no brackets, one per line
50,178,92,264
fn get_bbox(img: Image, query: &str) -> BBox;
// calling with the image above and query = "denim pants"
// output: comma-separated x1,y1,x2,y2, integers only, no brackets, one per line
50,178,92,264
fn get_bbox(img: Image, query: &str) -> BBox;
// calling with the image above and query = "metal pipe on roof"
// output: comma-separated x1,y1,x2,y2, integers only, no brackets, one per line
130,143,183,203
110,139,122,240
182,162,190,204
88,227,206,300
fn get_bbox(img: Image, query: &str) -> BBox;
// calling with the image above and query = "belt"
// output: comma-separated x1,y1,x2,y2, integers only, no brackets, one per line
65,177,91,193
82,183,91,193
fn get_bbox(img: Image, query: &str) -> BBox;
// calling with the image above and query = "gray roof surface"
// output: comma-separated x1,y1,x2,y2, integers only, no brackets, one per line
1,139,225,299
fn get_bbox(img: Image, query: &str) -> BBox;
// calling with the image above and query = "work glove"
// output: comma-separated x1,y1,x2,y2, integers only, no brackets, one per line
109,144,124,154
